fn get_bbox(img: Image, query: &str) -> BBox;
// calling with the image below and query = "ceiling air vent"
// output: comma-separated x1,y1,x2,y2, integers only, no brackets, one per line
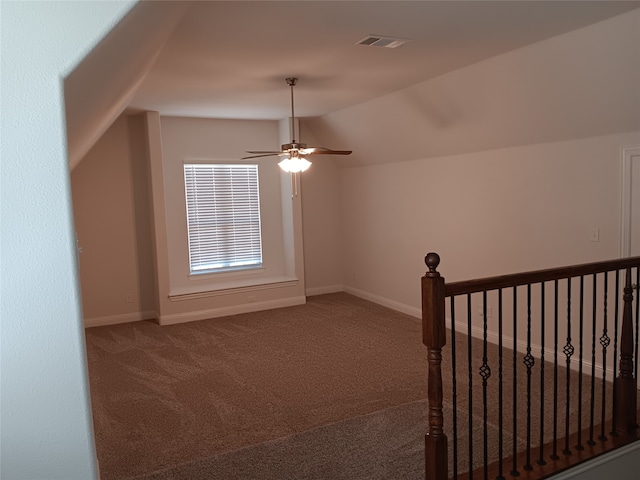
355,35,410,49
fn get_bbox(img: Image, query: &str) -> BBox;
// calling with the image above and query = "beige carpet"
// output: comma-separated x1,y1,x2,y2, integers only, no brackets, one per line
85,292,620,480
128,399,520,480
85,293,430,479
128,399,431,480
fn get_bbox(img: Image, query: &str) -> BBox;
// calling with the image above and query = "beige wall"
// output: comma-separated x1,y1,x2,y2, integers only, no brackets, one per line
72,114,312,326
72,8,639,328
307,9,640,167
300,123,344,294
151,116,306,324
300,8,640,315
72,114,156,326
337,131,639,383
339,131,640,315
159,117,283,294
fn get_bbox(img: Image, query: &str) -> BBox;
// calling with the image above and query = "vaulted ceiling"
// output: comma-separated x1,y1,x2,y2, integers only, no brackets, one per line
128,0,640,120
66,1,640,169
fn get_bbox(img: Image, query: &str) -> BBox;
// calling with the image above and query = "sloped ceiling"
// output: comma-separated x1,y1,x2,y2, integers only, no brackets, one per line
67,1,640,168
307,7,640,166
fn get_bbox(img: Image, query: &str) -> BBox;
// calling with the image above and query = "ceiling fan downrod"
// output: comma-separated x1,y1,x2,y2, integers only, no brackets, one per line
286,77,298,143
241,77,351,163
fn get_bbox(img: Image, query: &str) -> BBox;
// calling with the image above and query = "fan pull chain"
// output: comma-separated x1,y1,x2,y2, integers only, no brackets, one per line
291,172,300,198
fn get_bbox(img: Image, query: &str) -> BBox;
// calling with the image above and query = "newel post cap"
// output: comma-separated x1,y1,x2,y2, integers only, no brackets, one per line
424,252,441,277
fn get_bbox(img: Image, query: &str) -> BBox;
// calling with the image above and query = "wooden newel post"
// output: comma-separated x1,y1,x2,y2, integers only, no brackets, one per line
422,252,448,480
615,268,637,434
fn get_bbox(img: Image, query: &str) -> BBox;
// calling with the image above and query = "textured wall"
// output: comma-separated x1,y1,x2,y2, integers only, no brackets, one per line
0,2,135,478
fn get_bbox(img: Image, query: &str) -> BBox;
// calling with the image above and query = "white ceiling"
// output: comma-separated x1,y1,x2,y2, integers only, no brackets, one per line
128,0,640,121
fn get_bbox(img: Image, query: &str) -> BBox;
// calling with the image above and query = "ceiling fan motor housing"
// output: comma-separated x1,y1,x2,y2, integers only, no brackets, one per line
282,142,307,151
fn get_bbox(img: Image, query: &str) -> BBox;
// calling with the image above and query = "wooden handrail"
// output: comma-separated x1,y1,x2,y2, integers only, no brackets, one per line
422,253,639,480
444,256,640,297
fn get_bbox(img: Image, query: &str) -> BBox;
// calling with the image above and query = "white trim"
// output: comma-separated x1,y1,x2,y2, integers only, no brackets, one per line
620,144,640,257
169,278,298,301
84,310,157,328
188,266,266,280
343,285,422,318
548,439,640,479
305,285,344,296
158,296,306,325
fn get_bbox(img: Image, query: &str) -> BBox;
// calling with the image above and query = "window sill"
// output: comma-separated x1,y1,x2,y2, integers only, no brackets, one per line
168,276,299,302
189,266,265,278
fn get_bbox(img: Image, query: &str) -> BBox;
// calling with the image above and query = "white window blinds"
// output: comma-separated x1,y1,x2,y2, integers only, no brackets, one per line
183,164,263,273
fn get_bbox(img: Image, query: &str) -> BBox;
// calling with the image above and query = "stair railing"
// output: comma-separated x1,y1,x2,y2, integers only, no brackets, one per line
422,253,640,480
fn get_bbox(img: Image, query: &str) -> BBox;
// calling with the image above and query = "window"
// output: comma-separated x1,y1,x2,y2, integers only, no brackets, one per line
183,164,263,274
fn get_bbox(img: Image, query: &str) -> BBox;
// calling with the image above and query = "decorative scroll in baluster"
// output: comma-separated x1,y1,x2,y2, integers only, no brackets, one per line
422,253,448,480
563,279,574,456
599,273,610,441
480,291,492,479
523,284,535,470
615,268,637,434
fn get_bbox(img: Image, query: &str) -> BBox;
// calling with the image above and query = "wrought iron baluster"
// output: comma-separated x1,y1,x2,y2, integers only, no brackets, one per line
480,291,491,480
467,294,474,478
537,282,547,466
511,287,519,477
497,289,505,480
551,280,560,460
576,276,584,451
635,267,639,380
611,270,621,436
422,255,640,480
523,284,534,470
563,278,574,456
588,274,598,445
599,273,610,441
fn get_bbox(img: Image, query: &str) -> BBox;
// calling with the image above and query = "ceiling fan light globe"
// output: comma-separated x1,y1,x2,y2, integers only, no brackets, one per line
278,157,311,173
297,158,312,172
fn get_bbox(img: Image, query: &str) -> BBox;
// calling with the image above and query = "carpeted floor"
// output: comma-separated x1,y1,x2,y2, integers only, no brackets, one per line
85,293,431,479
85,292,618,480
127,398,525,480
129,400,431,480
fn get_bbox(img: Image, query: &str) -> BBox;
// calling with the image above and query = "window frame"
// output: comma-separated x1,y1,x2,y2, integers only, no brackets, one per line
183,162,264,276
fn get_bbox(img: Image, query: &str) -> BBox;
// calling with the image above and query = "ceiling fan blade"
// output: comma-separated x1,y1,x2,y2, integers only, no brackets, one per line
245,150,286,155
241,152,287,160
243,79,353,162
302,147,353,155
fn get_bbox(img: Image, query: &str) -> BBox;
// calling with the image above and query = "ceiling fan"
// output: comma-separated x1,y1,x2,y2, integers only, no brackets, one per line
242,77,352,173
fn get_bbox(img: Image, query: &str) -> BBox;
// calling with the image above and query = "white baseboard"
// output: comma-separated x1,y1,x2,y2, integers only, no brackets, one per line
83,286,635,391
343,285,421,319
449,317,620,380
305,285,344,296
339,285,626,385
84,310,157,328
158,296,306,325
